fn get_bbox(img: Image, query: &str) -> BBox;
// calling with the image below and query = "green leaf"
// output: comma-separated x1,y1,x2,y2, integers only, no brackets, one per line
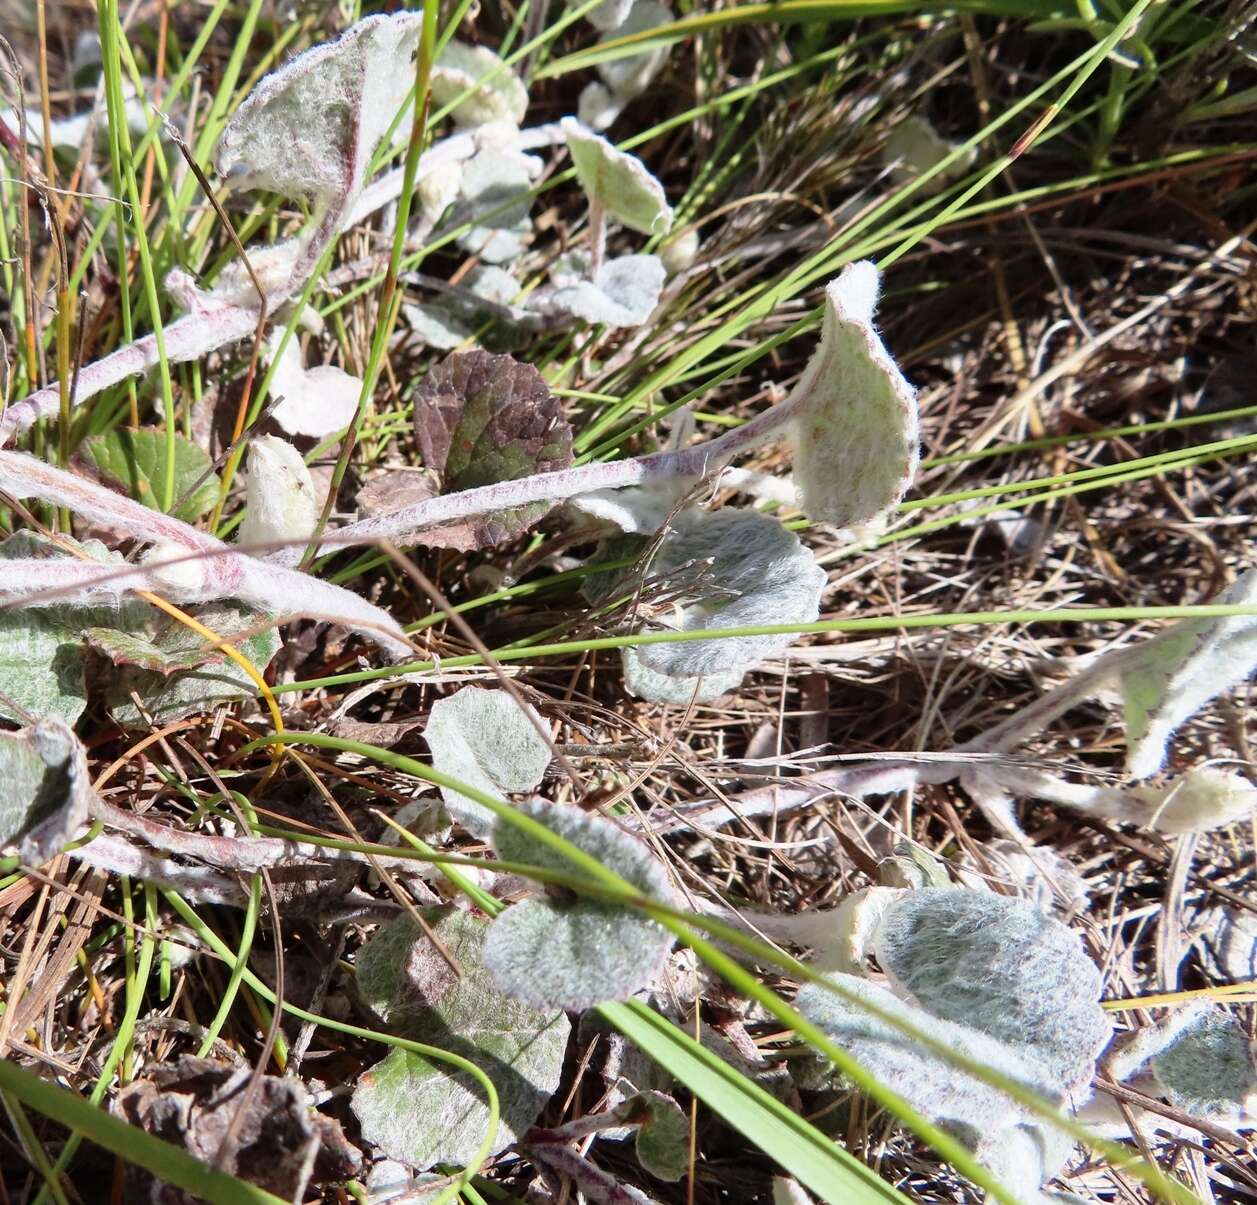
413,350,573,549
623,1091,689,1182
484,798,675,1009
77,427,220,522
0,532,152,724
351,908,570,1170
0,719,92,861
421,685,552,836
103,601,281,728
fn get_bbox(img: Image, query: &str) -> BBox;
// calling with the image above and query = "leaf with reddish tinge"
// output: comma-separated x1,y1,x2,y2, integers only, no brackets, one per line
412,350,572,549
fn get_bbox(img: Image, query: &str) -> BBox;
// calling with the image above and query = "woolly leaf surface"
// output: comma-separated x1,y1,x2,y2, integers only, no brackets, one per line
1150,1008,1257,1120
873,888,1111,1093
1120,571,1257,778
0,533,152,724
551,255,665,327
238,436,318,564
0,719,92,861
430,42,528,128
596,2,672,100
630,508,825,680
77,427,219,523
794,974,1058,1137
622,648,743,704
562,119,673,234
484,798,675,1009
411,350,573,549
352,908,569,1169
422,685,551,836
785,261,918,535
215,13,422,208
1133,766,1257,834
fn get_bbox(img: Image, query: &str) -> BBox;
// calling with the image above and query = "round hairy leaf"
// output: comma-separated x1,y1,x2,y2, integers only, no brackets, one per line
411,351,573,549
625,1091,689,1182
352,909,570,1169
794,974,1061,1139
785,261,919,536
1150,1008,1257,1120
422,686,552,836
631,508,825,681
551,254,665,328
77,427,220,522
216,13,422,207
265,332,361,439
562,119,673,234
596,2,672,100
430,42,529,127
484,798,676,1009
873,889,1112,1093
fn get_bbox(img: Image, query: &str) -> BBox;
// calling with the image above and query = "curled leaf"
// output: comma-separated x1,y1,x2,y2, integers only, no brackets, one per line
1132,765,1257,834
431,42,529,128
422,685,552,836
238,436,319,565
411,350,573,549
0,719,92,862
1119,571,1257,778
215,13,423,210
265,332,361,439
785,261,918,536
484,798,676,1010
352,909,570,1169
562,118,673,234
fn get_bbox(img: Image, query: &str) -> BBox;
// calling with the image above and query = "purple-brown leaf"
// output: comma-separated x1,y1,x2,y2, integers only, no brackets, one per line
411,350,572,550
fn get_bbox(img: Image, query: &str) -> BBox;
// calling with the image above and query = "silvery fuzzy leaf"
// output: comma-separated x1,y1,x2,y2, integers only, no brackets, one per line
421,686,551,836
872,889,1111,1095
1149,1007,1257,1120
578,82,623,132
484,798,676,1010
562,119,673,234
621,648,742,705
794,974,1062,1139
978,1120,1077,1205
785,261,918,537
216,13,423,209
0,533,151,724
459,149,535,227
1119,571,1257,778
352,908,569,1170
570,480,685,535
265,331,361,439
588,0,636,30
238,436,318,565
548,249,591,290
550,255,665,327
456,224,530,264
403,267,536,352
430,42,529,128
411,350,573,549
596,2,672,100
0,719,92,862
166,239,304,311
629,508,825,682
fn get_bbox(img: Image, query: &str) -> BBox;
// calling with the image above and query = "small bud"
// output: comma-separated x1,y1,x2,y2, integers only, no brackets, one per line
1135,766,1257,834
238,436,318,565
